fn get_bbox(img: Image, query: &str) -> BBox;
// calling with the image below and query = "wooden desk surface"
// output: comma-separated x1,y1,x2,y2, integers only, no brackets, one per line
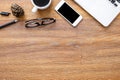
0,0,120,80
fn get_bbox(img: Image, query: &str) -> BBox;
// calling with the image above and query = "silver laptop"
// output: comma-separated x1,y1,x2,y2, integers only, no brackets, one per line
74,0,120,27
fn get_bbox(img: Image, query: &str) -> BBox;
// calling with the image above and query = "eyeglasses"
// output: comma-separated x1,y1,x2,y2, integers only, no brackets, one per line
25,18,56,28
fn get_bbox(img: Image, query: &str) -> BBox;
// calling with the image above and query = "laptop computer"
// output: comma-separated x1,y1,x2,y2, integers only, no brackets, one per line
74,0,120,27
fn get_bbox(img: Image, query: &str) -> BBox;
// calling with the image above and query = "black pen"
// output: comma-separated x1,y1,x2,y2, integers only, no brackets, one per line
0,19,19,29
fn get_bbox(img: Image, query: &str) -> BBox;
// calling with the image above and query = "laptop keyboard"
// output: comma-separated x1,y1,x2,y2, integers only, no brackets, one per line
109,0,120,7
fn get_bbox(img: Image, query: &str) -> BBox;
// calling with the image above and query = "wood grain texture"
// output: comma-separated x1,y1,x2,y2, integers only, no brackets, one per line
0,0,120,80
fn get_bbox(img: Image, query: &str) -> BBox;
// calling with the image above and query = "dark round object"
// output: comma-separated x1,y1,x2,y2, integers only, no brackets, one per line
33,0,50,7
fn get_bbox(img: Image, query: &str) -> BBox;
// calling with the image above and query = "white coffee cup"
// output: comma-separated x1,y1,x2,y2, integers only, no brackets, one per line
31,0,52,12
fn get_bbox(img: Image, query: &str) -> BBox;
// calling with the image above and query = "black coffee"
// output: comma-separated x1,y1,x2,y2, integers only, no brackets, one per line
33,0,50,7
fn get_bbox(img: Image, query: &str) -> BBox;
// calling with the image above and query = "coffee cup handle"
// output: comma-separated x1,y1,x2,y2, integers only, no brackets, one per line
32,7,38,12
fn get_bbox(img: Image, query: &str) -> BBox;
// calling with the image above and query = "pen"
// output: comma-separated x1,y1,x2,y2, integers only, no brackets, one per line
0,20,19,29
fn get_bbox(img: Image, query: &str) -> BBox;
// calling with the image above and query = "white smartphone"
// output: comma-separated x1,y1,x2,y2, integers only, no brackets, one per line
55,0,82,27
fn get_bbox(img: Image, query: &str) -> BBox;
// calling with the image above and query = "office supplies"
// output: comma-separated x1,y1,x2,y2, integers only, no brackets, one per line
25,18,56,28
0,12,10,16
74,0,120,27
55,0,82,27
0,19,18,29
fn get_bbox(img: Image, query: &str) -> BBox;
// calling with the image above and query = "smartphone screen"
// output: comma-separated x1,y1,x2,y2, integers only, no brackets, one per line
58,3,80,24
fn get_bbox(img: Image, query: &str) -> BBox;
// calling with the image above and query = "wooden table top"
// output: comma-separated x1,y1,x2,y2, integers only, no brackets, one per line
0,0,120,80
